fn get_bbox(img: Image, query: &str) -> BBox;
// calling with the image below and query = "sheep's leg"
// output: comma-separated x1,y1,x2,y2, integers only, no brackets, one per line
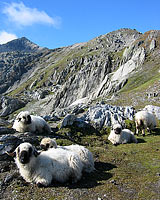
136,127,139,135
142,129,145,136
147,127,151,134
35,173,52,187
135,122,139,135
36,178,51,187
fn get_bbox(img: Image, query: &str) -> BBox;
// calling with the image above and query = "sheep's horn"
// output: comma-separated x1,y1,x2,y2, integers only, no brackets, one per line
6,151,16,157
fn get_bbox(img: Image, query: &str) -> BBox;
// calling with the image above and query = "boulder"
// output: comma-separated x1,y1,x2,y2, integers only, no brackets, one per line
61,114,77,128
81,104,135,129
144,105,160,120
0,96,26,117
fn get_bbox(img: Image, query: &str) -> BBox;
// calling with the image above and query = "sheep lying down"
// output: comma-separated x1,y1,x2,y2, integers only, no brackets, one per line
8,142,83,187
12,111,51,134
40,137,95,173
108,123,138,145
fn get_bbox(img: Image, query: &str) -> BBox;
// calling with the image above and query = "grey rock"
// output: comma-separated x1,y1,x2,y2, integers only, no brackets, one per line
0,96,26,117
0,132,40,158
61,114,77,128
0,135,22,156
0,118,10,126
33,90,49,100
60,113,95,131
143,105,160,120
81,104,135,129
150,39,156,51
0,127,16,135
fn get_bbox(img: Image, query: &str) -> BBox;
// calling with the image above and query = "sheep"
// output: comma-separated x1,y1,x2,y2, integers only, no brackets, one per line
12,111,51,134
135,110,157,136
40,137,58,150
108,123,138,145
9,142,83,187
40,137,95,173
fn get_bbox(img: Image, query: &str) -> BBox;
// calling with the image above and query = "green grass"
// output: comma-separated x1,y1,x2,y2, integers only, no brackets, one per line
120,62,160,94
2,119,160,200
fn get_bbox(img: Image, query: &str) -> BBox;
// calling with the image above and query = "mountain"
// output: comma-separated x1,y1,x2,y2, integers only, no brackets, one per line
0,37,49,94
0,37,45,53
0,28,160,116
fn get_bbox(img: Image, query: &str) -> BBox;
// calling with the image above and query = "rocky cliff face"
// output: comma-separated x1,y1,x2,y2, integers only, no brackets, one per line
0,37,49,94
0,29,160,116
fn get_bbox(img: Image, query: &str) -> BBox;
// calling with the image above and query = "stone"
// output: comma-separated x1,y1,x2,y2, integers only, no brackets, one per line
0,96,26,117
61,114,77,128
144,105,160,120
81,104,135,129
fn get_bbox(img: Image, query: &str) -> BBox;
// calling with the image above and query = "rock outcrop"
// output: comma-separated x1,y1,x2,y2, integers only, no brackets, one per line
0,29,160,117
0,96,26,117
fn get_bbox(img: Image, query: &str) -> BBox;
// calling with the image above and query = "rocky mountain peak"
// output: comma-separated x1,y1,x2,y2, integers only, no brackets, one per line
0,37,45,53
0,28,160,116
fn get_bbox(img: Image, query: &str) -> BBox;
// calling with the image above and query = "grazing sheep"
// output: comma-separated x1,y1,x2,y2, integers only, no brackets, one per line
12,111,51,134
135,110,157,136
108,123,137,145
10,142,83,187
40,137,95,173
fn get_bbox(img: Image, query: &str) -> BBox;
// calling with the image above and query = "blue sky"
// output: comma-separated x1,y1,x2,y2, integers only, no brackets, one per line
0,0,159,49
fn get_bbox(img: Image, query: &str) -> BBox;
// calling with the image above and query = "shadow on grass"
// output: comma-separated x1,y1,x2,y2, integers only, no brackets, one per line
152,128,160,136
137,138,146,143
135,128,160,137
94,161,117,171
51,161,116,189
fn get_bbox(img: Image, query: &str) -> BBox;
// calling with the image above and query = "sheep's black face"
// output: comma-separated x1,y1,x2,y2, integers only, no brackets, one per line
22,115,32,125
40,143,49,151
17,113,32,125
114,127,122,135
26,115,32,124
19,147,32,164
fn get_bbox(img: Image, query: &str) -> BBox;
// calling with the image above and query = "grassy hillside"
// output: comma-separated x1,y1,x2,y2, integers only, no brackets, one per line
105,55,160,109
1,124,160,200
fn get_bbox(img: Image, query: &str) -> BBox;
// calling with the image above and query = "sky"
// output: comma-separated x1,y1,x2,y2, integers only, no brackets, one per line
0,0,159,49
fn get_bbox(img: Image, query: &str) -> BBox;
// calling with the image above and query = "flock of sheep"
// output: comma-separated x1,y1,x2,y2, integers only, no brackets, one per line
7,109,157,187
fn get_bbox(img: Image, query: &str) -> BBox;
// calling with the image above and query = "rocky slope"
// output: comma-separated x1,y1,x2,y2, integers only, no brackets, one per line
1,29,160,200
0,28,160,116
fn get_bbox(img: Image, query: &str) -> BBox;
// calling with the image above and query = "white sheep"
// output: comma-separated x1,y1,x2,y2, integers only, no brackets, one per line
108,123,138,145
12,111,51,134
40,137,95,173
135,110,157,136
10,142,83,187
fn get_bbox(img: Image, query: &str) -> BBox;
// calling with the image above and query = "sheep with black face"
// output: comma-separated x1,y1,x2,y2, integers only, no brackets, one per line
12,111,51,134
108,123,137,145
11,142,83,187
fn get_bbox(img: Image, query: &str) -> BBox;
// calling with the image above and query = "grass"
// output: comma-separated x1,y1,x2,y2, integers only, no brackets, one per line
2,129,160,200
1,115,160,200
120,61,160,94
2,29,160,199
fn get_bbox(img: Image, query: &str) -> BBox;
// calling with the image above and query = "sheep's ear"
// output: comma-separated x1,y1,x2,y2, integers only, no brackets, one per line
6,151,16,158
33,148,40,157
16,112,21,120
27,115,31,124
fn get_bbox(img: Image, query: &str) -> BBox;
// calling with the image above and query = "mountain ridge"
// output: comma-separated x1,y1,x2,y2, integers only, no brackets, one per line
0,37,46,53
0,28,160,116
